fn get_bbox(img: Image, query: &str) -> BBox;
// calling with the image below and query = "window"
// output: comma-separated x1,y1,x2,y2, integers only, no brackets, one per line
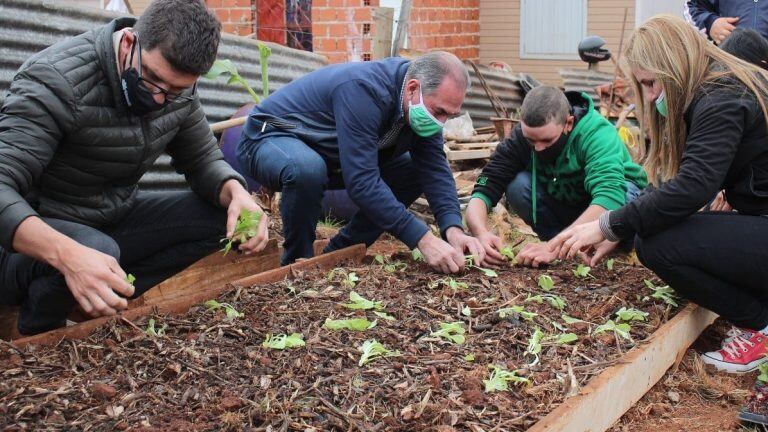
519,0,587,60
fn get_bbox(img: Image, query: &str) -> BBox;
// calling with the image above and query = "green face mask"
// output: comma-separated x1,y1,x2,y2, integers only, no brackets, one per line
655,91,668,117
408,88,444,137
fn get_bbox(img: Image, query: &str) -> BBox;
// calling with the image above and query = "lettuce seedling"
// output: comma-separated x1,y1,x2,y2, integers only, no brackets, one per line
551,333,578,344
483,365,530,393
615,307,648,323
537,274,554,291
374,311,396,321
500,246,517,264
358,339,400,366
204,300,244,320
430,321,466,344
759,364,768,384
464,353,476,362
498,305,538,322
561,314,587,325
323,317,377,331
342,291,383,311
606,259,615,271
428,277,468,292
144,318,167,337
526,327,545,357
594,319,633,342
262,333,305,350
220,209,263,256
464,256,499,278
126,274,136,285
573,264,595,279
411,248,425,262
526,294,567,311
374,255,408,273
461,305,472,317
643,280,679,307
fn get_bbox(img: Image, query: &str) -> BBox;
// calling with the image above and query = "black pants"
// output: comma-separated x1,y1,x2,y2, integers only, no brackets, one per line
0,191,227,335
635,212,768,330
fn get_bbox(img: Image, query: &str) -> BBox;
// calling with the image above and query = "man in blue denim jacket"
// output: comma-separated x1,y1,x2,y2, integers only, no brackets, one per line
237,52,484,271
685,0,768,43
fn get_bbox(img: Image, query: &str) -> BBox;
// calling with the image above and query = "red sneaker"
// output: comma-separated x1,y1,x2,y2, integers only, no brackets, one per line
701,329,768,373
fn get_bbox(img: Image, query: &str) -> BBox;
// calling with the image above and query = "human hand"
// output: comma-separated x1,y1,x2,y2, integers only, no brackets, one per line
577,239,619,267
446,227,487,267
711,16,739,44
710,190,732,212
517,242,558,268
224,185,269,254
417,231,465,274
548,220,605,260
473,230,506,266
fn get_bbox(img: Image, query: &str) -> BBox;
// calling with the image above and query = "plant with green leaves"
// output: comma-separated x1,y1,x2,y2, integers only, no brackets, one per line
498,305,537,322
203,43,271,103
526,293,567,311
614,307,648,323
342,291,384,311
606,259,615,271
525,327,546,358
204,300,244,320
643,280,679,307
537,274,554,291
126,274,136,285
373,255,408,273
318,215,343,229
430,321,466,344
758,364,768,384
561,314,587,325
549,333,578,344
323,317,377,331
594,319,633,342
374,311,396,321
483,365,530,393
358,339,400,366
464,255,499,278
144,318,167,337
262,333,305,350
411,248,425,262
461,305,472,317
427,277,468,292
220,209,263,256
573,264,595,279
464,353,475,362
500,245,517,264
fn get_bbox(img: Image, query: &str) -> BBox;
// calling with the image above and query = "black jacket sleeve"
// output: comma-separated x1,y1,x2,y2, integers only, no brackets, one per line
609,87,750,238
471,125,531,210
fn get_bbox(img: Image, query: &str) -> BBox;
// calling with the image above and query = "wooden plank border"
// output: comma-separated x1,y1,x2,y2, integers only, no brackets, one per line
529,304,718,432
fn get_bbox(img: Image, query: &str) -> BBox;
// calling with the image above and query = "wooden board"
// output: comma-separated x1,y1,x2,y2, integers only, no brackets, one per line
529,304,718,432
446,148,494,161
10,245,366,349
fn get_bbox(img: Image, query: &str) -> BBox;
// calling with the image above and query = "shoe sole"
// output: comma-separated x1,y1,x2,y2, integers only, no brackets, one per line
700,354,767,373
739,410,768,425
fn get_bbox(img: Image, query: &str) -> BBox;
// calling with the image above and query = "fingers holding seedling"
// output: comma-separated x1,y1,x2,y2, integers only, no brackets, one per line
222,208,265,255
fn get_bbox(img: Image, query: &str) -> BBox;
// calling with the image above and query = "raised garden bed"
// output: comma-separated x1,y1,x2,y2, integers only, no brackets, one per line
0,246,715,431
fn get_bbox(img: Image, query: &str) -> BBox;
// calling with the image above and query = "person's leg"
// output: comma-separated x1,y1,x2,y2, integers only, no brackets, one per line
239,135,329,264
1,219,120,335
504,171,585,240
104,191,228,297
325,153,423,252
635,213,768,372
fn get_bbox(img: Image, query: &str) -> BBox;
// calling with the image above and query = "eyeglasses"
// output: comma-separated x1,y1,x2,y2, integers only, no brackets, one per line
129,35,196,103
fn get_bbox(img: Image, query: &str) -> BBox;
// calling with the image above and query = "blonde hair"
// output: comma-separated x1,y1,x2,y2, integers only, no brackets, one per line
623,14,768,184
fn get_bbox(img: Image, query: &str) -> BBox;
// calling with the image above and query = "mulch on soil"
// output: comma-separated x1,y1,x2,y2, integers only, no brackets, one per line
1,253,678,431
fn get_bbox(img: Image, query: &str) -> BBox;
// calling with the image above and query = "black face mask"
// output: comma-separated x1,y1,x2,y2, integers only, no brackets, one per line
535,132,569,164
120,35,166,116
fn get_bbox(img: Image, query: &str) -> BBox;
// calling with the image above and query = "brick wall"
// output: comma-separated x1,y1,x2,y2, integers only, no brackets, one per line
206,0,256,36
311,0,379,63
408,0,480,62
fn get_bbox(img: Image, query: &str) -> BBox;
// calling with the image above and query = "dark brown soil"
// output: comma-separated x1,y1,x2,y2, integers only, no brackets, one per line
0,253,677,431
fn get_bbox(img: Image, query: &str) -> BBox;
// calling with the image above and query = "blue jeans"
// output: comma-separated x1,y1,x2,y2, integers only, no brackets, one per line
505,171,643,241
238,134,422,265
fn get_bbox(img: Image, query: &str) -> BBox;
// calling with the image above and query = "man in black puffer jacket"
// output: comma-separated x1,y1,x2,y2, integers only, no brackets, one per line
0,0,268,335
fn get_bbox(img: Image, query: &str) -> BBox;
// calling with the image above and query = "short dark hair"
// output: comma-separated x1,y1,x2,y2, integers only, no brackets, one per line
134,0,221,76
721,28,768,71
520,85,570,127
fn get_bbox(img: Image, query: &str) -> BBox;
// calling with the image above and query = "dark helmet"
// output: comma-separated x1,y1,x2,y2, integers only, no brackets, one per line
578,35,612,64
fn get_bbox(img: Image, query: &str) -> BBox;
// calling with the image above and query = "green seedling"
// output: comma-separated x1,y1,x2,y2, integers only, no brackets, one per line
262,333,305,350
537,274,555,291
550,319,567,332
126,274,136,285
358,339,400,366
525,327,545,358
342,291,383,311
144,318,167,337
342,272,359,288
614,307,648,323
526,294,567,311
374,255,408,273
606,259,615,271
204,300,244,320
498,305,538,322
483,365,530,393
203,42,271,103
758,364,768,384
461,305,472,317
411,248,425,262
374,311,396,321
220,209,263,256
464,256,499,278
551,333,578,344
594,319,633,342
643,280,679,307
573,264,595,279
428,277,469,292
430,321,466,345
318,215,343,229
323,317,377,331
500,246,517,264
464,353,476,362
561,314,587,325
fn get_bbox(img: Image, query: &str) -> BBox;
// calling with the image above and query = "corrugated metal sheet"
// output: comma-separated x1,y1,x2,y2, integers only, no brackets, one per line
0,0,327,190
559,68,614,104
464,63,523,128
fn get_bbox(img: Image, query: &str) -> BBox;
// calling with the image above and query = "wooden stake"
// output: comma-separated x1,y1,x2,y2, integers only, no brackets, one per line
210,116,247,134
607,7,629,119
391,0,413,57
373,7,395,59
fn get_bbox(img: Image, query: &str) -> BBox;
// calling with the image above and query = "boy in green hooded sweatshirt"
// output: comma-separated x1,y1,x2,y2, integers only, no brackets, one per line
466,86,647,267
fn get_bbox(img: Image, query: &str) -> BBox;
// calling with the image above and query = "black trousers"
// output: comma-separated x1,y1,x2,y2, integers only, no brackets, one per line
635,212,768,330
0,191,227,335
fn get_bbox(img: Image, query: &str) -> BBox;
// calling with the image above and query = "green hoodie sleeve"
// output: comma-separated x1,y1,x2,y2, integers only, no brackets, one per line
581,133,629,211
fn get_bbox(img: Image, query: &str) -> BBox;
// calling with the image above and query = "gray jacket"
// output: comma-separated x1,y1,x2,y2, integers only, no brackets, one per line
0,18,243,250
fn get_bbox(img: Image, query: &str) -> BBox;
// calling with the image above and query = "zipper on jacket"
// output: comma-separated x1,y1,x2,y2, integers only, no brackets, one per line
139,117,151,174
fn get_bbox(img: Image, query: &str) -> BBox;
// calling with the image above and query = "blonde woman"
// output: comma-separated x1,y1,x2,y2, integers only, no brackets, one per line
549,15,768,377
